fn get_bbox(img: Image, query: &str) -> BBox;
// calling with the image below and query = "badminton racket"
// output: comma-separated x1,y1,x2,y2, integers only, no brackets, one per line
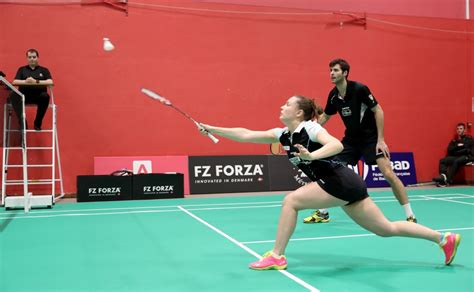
141,88,219,143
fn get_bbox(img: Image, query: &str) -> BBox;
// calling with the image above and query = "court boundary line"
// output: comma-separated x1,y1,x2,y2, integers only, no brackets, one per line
0,192,471,217
178,206,320,292
241,226,474,245
419,195,474,206
1,194,473,220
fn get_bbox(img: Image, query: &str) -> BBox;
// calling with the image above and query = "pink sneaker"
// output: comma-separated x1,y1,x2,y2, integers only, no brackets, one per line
249,251,287,270
440,232,461,265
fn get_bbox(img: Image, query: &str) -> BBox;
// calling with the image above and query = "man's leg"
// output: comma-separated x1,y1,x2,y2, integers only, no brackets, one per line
434,156,456,186
7,91,25,128
33,91,50,130
439,157,450,174
446,156,470,184
376,156,417,222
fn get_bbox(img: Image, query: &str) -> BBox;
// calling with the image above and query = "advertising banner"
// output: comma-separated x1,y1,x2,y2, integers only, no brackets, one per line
267,155,311,191
94,156,190,194
132,173,184,200
267,152,417,190
77,175,132,202
189,155,269,194
347,152,417,187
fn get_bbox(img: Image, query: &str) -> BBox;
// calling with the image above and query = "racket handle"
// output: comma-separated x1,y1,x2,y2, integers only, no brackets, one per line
195,122,219,143
207,133,219,144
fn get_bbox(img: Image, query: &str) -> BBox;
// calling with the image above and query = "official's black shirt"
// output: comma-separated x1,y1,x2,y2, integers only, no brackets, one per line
274,121,343,181
325,80,378,142
14,65,52,95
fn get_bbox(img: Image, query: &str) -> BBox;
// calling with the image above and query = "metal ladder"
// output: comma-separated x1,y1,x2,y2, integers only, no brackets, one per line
0,77,64,212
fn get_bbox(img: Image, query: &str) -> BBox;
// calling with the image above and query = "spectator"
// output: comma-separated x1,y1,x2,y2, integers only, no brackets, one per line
433,123,473,187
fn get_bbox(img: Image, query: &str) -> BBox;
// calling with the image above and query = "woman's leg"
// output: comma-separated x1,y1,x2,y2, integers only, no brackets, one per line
342,197,461,265
273,182,348,255
342,197,440,242
250,182,348,270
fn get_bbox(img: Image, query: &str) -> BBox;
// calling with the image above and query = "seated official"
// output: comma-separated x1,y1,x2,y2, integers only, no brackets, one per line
433,123,473,187
8,49,53,131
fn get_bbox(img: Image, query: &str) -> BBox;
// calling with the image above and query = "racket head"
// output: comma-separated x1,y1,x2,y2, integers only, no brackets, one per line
141,88,218,143
141,88,172,105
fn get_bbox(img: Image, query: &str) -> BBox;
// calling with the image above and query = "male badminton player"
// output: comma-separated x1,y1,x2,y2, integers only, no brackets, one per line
304,59,417,224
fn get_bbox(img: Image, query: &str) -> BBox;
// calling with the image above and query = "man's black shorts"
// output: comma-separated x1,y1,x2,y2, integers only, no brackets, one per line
337,137,385,166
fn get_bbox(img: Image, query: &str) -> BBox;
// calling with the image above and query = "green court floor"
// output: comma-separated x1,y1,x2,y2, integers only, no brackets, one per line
0,187,473,291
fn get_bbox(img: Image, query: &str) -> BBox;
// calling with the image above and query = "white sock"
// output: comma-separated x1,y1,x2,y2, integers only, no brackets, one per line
439,233,447,245
271,251,283,258
319,209,328,214
403,203,414,218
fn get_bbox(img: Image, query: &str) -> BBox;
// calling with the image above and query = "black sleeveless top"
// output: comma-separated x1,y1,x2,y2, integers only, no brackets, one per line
275,121,343,181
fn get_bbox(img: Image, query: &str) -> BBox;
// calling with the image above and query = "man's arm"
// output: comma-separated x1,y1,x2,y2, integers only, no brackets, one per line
317,113,331,126
454,136,473,156
371,104,390,158
447,139,457,156
12,78,53,86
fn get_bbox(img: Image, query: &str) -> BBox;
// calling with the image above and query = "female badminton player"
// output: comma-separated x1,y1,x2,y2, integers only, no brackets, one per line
199,95,461,270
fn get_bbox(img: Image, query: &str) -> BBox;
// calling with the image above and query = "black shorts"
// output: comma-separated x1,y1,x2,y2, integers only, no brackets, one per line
315,166,369,205
337,137,385,166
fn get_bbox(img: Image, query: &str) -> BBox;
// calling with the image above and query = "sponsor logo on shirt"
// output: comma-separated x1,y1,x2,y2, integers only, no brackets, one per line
341,107,352,117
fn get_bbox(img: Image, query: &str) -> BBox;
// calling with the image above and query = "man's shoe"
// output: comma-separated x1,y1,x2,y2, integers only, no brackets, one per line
440,232,461,265
34,125,41,131
303,210,330,223
433,174,448,187
406,216,417,223
249,251,287,270
433,174,447,183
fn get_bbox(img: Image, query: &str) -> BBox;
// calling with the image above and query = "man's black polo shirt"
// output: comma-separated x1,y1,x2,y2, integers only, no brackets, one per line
324,80,378,142
15,65,52,95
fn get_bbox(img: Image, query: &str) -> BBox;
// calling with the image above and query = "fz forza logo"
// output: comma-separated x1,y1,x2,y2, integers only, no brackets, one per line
194,164,264,177
88,187,121,194
143,185,174,192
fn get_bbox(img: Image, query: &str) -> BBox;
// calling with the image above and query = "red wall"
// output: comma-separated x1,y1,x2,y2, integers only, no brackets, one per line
1,1,472,194
201,0,469,19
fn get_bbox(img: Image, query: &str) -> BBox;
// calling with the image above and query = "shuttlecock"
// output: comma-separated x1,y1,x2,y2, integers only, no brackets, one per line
103,37,115,51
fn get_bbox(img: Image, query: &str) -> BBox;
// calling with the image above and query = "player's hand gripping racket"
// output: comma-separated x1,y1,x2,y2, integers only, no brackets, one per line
141,88,219,143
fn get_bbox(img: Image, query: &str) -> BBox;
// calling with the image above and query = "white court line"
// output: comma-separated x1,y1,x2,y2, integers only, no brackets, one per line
0,209,180,220
178,206,319,292
242,226,474,245
419,195,474,206
1,195,473,221
9,200,286,215
186,196,474,210
186,204,281,211
1,192,470,217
